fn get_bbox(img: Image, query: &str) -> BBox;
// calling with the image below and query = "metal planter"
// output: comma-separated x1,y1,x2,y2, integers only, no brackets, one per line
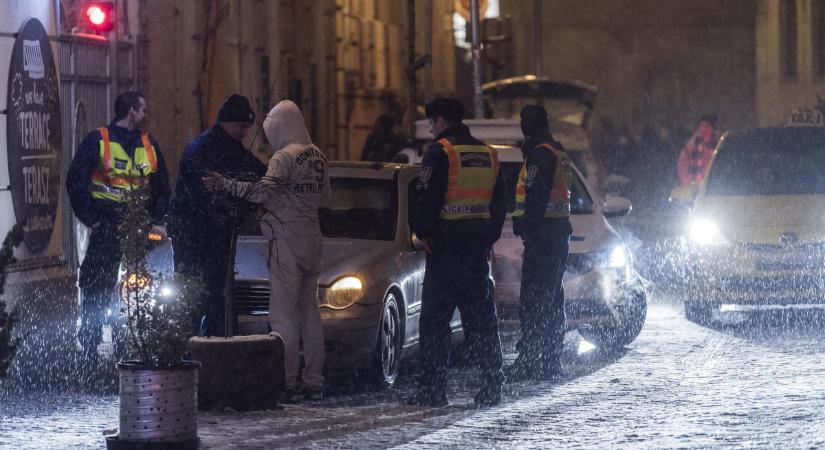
114,361,200,447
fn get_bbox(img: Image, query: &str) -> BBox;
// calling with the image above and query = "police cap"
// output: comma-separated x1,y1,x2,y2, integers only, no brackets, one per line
425,98,465,124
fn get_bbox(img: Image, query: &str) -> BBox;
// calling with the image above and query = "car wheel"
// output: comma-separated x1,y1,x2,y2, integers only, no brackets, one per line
579,289,647,350
370,292,403,388
684,300,717,326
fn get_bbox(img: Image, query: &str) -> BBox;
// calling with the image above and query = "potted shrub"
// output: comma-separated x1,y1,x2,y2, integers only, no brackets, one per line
107,187,202,450
0,225,23,378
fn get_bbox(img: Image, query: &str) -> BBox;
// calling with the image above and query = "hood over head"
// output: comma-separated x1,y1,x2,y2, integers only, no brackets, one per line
263,100,312,151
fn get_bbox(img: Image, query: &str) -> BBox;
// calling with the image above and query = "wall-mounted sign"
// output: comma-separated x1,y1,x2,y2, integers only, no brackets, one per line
6,18,61,255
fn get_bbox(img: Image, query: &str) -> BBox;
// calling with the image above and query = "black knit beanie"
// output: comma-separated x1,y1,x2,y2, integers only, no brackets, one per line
217,94,255,124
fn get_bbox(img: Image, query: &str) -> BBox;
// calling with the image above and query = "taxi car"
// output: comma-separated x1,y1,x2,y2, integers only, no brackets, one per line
671,124,825,324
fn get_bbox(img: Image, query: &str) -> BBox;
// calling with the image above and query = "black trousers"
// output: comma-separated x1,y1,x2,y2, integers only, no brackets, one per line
514,234,569,374
417,239,503,398
172,222,234,336
77,224,121,365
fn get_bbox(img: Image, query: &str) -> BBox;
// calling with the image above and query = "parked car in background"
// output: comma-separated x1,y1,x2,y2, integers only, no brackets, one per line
671,124,825,325
399,118,647,349
482,76,604,193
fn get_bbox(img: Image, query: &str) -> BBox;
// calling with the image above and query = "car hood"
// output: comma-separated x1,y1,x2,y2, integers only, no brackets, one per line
234,236,395,286
700,195,825,244
318,238,395,286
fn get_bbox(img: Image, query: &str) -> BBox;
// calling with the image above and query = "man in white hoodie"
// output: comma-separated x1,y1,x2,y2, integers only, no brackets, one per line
203,100,330,400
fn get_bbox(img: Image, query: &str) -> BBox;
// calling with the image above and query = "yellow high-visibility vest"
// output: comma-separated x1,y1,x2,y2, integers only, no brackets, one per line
437,138,499,220
89,127,158,202
513,143,572,219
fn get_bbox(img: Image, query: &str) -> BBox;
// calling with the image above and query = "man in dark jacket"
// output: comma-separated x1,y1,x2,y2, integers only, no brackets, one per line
170,94,266,336
408,98,507,407
66,91,170,380
507,105,573,382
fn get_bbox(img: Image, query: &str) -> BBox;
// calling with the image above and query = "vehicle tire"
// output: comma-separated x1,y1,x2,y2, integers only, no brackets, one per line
684,300,717,326
367,292,403,389
579,289,647,350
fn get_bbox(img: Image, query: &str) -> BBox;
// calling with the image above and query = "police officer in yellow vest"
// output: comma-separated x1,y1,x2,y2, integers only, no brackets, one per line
408,98,507,407
506,105,573,382
66,91,170,384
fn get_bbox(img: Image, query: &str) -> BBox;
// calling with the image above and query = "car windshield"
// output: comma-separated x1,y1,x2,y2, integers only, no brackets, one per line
705,128,825,196
319,177,398,240
499,162,593,214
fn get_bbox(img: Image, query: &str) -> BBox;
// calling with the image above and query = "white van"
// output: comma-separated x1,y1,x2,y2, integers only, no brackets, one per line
398,119,648,348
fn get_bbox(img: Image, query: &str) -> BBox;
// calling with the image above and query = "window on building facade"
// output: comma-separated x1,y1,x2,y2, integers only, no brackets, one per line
814,0,825,77
780,0,798,79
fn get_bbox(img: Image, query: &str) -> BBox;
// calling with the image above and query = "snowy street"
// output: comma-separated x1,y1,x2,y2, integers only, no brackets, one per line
3,295,825,449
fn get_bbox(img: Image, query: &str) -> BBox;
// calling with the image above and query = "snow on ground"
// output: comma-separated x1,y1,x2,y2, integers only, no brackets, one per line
3,297,825,449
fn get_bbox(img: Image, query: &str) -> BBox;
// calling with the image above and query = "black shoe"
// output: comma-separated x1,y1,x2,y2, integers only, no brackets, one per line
535,364,562,381
473,386,502,408
300,384,323,401
503,363,535,383
281,387,304,403
404,392,448,407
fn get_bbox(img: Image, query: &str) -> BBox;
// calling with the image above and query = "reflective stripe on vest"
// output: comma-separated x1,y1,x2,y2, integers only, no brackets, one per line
437,138,499,220
513,143,572,218
90,127,158,202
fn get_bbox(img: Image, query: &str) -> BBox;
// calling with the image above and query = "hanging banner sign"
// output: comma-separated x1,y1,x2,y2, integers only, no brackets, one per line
6,18,62,255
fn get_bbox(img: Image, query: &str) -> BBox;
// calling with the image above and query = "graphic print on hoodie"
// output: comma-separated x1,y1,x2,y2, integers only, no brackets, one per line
225,100,331,239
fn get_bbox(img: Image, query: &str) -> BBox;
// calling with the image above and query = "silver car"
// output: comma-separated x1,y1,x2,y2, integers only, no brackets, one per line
232,162,462,387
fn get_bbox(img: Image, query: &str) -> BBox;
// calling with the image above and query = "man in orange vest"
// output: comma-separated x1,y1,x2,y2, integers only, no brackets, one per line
66,91,170,386
407,98,507,407
506,105,573,382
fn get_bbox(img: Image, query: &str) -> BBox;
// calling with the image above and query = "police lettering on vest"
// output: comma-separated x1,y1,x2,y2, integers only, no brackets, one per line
513,143,572,219
437,138,499,220
89,127,158,202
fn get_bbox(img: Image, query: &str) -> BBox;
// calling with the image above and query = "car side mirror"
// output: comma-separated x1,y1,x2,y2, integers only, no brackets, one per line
602,195,632,217
410,233,427,252
669,185,697,206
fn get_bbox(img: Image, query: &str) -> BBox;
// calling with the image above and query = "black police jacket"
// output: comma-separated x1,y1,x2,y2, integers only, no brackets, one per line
66,121,171,228
170,124,266,232
514,131,573,240
412,123,507,249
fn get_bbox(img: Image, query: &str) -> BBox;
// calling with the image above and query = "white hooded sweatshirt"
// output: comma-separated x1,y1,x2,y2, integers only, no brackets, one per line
226,100,331,239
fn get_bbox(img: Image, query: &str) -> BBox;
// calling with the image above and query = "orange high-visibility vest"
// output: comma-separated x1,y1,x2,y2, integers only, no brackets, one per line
513,143,571,218
89,127,158,202
437,138,499,220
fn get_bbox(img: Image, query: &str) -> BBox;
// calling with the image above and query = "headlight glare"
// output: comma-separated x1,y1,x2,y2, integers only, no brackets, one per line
320,276,364,309
689,218,728,246
607,245,627,268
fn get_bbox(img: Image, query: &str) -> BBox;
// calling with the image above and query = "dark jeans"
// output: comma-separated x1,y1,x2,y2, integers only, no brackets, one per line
417,239,503,399
513,234,569,374
77,224,121,366
172,221,234,336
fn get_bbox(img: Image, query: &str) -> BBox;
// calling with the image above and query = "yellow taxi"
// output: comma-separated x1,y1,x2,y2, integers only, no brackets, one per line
671,122,825,324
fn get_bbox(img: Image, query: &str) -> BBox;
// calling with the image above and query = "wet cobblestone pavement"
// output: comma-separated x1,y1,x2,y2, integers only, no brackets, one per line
3,297,825,449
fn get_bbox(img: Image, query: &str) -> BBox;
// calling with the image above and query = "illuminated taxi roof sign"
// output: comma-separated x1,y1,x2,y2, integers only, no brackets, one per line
786,110,825,127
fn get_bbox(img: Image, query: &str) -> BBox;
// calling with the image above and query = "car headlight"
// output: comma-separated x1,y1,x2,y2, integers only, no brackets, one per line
688,217,728,246
320,276,364,310
605,245,627,268
120,272,150,304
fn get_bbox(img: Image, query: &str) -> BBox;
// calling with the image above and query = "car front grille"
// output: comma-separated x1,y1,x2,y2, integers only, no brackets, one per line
233,281,270,315
719,274,825,294
566,253,593,275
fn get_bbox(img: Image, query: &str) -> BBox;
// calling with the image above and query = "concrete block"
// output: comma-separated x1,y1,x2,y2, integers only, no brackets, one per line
188,333,284,411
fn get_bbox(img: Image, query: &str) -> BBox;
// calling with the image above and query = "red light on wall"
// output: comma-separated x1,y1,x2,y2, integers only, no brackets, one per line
83,2,114,33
